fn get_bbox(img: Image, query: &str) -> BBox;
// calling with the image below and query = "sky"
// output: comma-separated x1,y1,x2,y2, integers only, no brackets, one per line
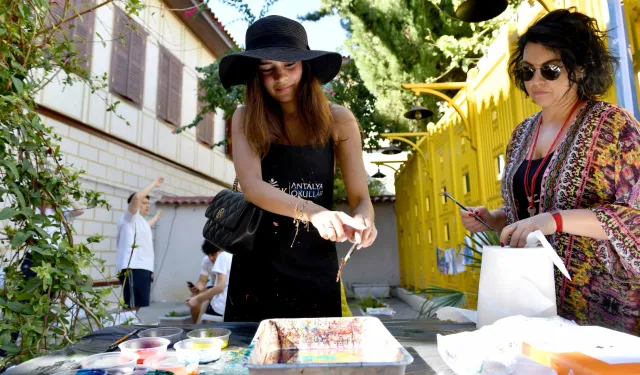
208,0,348,53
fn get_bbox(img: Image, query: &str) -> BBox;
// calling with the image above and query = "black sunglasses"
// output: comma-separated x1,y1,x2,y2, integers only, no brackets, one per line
519,63,563,81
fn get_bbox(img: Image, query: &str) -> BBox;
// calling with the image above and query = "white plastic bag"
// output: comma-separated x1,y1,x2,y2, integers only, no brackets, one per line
437,315,576,375
476,230,571,328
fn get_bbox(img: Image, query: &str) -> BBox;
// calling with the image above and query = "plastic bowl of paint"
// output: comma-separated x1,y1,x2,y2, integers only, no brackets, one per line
144,351,199,375
79,352,139,373
138,327,184,345
186,328,230,349
174,338,223,364
118,337,170,364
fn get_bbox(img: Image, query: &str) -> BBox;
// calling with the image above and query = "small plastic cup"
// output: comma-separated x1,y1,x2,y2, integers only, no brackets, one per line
144,351,199,375
174,338,223,364
79,352,139,373
138,327,184,346
118,337,170,364
186,328,231,349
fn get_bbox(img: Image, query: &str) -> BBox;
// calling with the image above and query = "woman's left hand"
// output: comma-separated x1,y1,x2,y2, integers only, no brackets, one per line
500,212,557,248
345,214,377,249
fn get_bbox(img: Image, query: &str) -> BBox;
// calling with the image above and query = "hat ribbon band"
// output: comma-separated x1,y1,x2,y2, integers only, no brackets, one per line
246,34,309,51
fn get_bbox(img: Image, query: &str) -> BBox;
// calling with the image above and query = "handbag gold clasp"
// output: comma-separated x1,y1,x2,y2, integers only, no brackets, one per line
216,207,225,219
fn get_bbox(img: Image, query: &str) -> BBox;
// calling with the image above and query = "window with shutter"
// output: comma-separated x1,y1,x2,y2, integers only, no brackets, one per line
48,0,94,73
205,111,215,147
48,0,73,42
196,82,215,146
72,0,95,74
196,83,207,144
110,7,146,106
156,46,183,127
167,56,183,125
157,48,170,121
127,23,146,105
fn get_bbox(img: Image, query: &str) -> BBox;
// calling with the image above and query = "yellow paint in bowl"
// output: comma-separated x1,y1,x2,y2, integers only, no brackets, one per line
186,328,230,349
174,338,223,364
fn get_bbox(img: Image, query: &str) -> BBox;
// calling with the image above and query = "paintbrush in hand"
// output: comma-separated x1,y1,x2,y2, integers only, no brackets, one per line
439,191,495,231
336,241,358,282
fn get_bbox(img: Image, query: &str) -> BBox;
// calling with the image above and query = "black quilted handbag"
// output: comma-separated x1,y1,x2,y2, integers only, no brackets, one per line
202,178,263,255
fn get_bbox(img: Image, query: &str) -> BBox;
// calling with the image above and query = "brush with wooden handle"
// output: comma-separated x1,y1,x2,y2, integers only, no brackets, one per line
336,241,358,282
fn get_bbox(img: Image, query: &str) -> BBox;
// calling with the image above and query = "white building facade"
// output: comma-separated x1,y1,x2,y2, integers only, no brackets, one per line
35,0,236,284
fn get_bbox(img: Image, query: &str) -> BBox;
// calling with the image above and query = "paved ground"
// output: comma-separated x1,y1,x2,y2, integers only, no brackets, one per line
132,297,419,325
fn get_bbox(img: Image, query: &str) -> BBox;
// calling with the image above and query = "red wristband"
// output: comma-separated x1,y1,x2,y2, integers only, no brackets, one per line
551,210,563,233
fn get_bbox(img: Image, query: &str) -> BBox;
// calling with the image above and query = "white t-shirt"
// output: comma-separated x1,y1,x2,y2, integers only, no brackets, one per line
116,210,154,272
200,256,217,285
210,252,233,315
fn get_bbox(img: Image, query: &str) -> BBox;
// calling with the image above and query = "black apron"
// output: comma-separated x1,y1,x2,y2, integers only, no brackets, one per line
224,141,341,321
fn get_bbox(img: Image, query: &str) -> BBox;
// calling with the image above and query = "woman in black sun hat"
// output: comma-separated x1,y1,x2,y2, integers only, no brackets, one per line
218,15,377,321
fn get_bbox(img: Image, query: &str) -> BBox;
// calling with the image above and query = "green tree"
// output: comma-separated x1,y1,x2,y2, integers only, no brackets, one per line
325,59,407,150
301,0,523,129
333,167,388,204
0,0,143,365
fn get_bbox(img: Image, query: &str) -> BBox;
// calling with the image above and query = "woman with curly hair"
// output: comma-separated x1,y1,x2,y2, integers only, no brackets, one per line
459,8,640,334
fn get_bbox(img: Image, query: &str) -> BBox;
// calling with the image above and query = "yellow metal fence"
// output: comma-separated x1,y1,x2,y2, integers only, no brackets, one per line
394,1,626,308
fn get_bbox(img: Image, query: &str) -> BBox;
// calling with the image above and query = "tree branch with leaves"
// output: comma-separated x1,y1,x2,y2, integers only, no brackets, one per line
0,0,143,365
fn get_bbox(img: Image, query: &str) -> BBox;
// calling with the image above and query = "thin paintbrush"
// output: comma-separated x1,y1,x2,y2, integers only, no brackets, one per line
439,191,495,231
336,241,358,282
106,328,142,352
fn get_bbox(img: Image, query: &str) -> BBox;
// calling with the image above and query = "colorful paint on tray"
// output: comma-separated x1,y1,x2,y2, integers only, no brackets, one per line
197,345,253,374
264,349,373,364
271,318,365,349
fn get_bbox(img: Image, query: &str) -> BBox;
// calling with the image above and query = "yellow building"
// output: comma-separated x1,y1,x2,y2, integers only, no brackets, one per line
392,0,640,307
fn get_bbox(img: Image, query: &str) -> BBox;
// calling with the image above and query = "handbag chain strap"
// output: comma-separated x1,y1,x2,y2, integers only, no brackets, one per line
232,177,239,192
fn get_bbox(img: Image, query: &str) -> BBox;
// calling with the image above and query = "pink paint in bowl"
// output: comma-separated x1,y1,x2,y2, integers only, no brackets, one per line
118,337,170,364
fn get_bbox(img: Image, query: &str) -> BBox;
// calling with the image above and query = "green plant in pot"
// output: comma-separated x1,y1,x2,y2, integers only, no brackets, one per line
165,311,189,318
357,296,386,310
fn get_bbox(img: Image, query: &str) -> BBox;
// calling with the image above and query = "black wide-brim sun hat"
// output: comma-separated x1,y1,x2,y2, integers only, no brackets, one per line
219,15,343,89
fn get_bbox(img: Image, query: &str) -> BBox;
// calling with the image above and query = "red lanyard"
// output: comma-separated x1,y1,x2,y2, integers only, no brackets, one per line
523,101,581,215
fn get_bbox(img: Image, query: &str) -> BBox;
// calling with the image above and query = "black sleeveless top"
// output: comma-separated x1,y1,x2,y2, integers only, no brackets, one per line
513,153,554,220
224,140,341,321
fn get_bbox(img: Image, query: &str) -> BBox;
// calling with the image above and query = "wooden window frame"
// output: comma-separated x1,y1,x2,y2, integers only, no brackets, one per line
48,0,95,74
110,6,147,108
156,45,183,127
196,81,215,146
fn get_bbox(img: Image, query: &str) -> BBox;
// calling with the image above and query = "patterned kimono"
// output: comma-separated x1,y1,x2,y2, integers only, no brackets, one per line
501,100,640,335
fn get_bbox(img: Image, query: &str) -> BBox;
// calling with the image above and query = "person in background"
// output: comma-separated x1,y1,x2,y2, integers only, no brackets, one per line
116,177,164,311
218,15,377,321
460,8,640,334
186,241,232,322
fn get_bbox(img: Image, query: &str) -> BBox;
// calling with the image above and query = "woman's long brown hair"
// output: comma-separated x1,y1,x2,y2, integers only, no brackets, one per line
243,61,334,156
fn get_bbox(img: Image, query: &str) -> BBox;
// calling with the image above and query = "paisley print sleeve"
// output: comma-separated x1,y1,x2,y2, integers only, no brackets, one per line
591,108,640,277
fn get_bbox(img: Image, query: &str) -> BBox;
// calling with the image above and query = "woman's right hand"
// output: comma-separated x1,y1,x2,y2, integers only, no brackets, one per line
308,209,366,242
460,206,494,232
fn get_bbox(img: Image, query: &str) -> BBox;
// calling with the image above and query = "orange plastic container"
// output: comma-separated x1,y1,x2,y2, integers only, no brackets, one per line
522,326,640,375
